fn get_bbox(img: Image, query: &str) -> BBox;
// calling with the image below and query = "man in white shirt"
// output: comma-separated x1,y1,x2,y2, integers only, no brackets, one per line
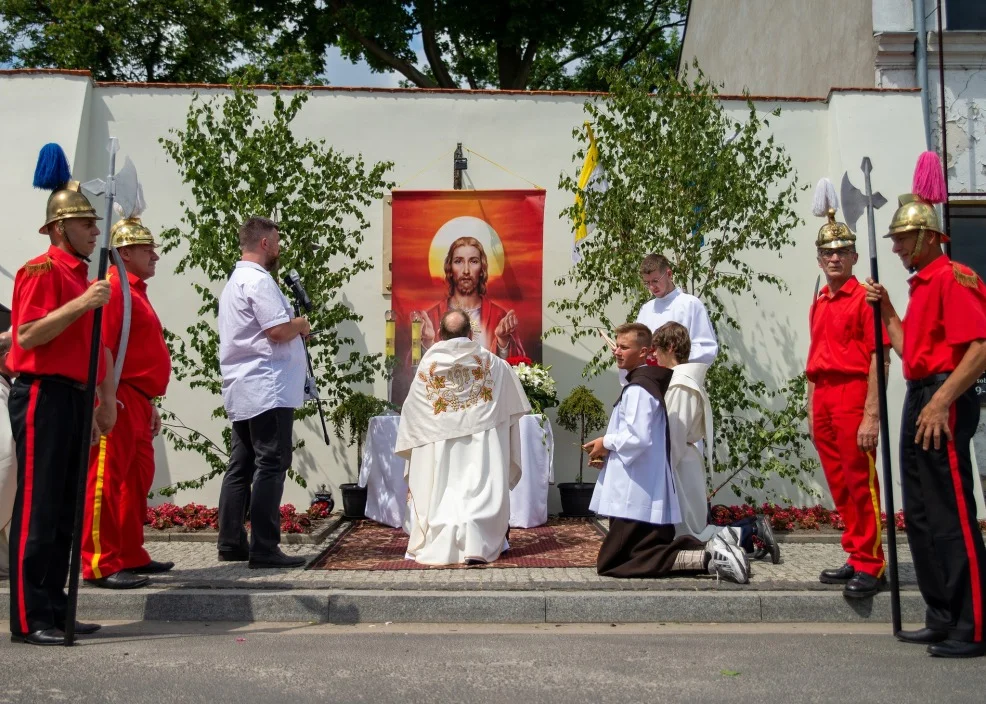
396,310,529,565
634,253,718,364
217,217,310,569
584,323,747,582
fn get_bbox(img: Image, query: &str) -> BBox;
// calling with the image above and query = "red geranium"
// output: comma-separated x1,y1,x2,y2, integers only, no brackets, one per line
506,355,533,366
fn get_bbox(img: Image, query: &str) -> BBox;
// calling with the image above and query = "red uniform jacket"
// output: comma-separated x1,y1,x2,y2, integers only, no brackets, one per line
103,269,172,399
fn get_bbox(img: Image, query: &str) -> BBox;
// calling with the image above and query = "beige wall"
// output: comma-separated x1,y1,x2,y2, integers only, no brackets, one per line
681,0,878,96
3,71,975,515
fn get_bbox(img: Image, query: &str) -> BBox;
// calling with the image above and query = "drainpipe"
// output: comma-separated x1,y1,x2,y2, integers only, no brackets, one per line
914,0,933,150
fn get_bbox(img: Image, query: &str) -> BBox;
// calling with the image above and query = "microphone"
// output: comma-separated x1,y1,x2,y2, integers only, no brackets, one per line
283,269,312,313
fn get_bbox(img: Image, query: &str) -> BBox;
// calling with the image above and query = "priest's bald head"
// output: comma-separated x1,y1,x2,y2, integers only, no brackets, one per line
440,310,472,340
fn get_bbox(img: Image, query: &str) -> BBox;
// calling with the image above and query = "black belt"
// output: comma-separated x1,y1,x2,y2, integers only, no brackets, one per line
906,372,950,391
15,373,87,392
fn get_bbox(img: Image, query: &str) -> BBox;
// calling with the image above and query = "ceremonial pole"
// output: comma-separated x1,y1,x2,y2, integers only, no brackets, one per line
860,156,902,635
64,138,119,646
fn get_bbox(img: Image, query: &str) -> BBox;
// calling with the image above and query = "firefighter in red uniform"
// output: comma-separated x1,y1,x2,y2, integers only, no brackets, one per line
807,196,888,599
82,211,173,589
7,144,116,645
865,191,986,658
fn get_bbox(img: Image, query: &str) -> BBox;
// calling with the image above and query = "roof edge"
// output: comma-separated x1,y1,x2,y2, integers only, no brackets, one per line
0,69,921,103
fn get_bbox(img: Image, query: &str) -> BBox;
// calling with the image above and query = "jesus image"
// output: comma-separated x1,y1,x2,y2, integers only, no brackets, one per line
414,235,524,358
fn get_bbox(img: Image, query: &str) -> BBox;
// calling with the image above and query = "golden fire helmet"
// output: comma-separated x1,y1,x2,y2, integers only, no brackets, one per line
39,181,101,234
110,217,158,248
816,208,856,250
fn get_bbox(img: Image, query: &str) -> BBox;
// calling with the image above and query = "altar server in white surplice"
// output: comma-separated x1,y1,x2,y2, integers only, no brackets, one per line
634,253,718,363
651,322,718,543
396,310,530,565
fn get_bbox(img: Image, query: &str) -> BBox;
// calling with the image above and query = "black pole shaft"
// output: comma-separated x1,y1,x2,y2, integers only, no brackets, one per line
936,0,951,255
862,157,901,634
294,302,330,445
870,262,902,635
65,144,118,645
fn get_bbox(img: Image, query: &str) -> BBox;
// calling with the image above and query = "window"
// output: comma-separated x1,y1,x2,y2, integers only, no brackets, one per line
948,202,986,400
947,0,986,30
949,202,986,277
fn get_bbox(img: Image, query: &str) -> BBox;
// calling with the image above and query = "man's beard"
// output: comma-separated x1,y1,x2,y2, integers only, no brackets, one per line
455,277,477,296
265,253,280,273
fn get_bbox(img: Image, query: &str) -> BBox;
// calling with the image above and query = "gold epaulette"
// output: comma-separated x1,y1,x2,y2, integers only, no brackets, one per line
952,262,979,288
23,257,53,277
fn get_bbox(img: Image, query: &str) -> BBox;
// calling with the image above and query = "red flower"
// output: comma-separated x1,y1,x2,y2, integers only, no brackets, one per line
506,355,533,366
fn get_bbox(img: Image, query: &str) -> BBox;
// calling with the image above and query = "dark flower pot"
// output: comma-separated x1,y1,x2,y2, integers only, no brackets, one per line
340,483,367,520
558,482,596,518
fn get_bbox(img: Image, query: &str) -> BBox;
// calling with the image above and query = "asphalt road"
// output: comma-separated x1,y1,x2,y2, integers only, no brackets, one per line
0,622,981,703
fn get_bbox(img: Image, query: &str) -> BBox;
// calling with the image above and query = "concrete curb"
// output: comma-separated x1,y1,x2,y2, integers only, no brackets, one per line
0,589,928,625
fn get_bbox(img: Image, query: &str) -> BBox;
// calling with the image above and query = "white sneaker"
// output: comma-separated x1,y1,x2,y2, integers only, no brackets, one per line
707,535,750,584
716,526,742,548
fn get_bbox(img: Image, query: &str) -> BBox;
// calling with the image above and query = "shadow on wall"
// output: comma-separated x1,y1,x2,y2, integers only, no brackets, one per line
292,293,376,498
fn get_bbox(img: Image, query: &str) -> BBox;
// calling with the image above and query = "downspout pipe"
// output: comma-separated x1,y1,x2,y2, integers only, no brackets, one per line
914,0,933,150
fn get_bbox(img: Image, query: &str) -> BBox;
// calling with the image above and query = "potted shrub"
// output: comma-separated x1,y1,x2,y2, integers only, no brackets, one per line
555,385,609,517
330,391,393,519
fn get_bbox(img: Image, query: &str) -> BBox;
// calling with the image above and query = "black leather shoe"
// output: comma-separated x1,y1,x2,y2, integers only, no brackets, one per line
85,570,149,589
248,551,307,569
55,621,102,636
218,550,249,562
133,560,175,574
10,628,65,646
843,571,883,599
820,563,855,584
896,627,948,645
928,639,986,658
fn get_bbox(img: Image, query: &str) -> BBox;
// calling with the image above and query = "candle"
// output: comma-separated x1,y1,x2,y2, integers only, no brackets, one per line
411,312,423,365
385,310,396,357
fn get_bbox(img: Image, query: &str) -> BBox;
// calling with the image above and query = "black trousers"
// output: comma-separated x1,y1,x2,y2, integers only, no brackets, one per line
901,380,986,643
597,518,704,578
7,377,87,635
217,407,294,557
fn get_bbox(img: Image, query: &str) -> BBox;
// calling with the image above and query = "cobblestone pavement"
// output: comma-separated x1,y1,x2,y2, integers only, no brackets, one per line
100,522,919,593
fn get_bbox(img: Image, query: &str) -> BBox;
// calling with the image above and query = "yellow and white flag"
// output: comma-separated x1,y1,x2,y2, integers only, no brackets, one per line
573,123,607,263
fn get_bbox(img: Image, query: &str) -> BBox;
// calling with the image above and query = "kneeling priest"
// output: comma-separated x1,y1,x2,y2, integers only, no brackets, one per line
396,310,530,565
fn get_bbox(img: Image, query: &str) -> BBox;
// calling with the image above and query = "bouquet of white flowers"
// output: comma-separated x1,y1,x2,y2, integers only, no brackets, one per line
507,356,559,415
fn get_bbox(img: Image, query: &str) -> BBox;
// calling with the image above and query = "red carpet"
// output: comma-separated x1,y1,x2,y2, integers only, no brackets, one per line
309,518,605,570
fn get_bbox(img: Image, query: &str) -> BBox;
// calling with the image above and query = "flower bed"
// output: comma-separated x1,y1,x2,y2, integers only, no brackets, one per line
147,502,335,534
712,503,986,532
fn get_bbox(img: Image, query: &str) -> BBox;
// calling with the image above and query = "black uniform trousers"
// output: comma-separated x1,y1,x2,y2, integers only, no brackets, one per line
7,376,87,635
901,378,986,643
217,407,294,558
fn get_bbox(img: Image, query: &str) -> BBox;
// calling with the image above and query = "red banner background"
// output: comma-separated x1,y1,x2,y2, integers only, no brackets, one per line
390,189,545,405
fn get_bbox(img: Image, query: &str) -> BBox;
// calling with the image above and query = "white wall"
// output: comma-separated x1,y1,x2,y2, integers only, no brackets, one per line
0,72,939,514
873,0,914,32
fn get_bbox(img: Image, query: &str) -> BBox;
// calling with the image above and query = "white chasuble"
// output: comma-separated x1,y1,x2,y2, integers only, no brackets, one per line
396,338,530,565
666,363,718,542
589,385,680,525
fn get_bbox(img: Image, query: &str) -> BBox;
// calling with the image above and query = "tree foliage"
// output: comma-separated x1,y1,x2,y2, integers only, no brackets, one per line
153,84,392,496
233,0,686,90
552,57,816,502
330,392,395,474
0,0,322,84
555,385,608,483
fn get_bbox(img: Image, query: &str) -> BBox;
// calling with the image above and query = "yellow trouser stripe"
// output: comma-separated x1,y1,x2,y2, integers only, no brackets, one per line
90,436,109,579
867,453,885,577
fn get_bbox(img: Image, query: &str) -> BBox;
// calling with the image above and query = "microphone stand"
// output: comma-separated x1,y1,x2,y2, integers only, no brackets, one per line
293,300,331,445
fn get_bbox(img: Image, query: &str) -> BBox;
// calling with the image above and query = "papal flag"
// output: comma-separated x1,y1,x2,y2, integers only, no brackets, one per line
573,122,607,264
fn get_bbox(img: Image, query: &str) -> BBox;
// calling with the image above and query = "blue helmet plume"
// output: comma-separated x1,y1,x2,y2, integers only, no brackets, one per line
33,143,72,191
